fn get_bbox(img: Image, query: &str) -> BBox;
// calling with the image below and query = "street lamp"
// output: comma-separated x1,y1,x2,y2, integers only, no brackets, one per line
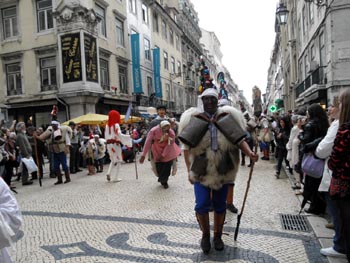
304,0,327,7
276,3,289,25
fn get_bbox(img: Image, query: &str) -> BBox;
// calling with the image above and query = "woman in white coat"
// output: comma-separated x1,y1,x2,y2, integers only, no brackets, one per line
286,115,302,188
0,177,22,263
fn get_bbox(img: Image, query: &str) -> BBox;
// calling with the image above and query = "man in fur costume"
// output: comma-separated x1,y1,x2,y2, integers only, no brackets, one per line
178,88,258,254
36,120,72,185
104,110,132,182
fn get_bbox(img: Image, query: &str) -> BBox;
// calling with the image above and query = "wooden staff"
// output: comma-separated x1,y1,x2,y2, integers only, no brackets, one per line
234,135,258,241
34,136,42,187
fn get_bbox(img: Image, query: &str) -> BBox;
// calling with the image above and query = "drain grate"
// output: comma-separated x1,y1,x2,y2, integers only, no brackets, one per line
280,214,311,232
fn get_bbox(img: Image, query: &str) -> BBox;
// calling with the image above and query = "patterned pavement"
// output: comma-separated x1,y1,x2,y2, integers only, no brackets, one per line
11,154,329,263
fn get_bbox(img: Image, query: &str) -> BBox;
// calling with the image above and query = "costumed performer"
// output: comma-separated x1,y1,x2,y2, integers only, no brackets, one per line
139,120,181,189
105,110,132,182
178,87,258,254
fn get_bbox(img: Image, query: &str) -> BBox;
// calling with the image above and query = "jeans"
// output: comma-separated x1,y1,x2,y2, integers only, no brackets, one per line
194,182,228,214
53,152,68,172
324,193,344,253
334,199,350,260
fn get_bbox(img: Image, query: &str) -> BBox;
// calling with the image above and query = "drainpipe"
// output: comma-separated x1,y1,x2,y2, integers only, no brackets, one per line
56,96,70,121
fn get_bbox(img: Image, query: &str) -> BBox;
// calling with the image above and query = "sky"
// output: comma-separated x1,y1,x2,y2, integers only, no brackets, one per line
191,0,278,104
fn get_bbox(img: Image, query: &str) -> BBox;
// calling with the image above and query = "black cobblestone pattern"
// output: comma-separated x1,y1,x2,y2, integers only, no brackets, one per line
23,210,328,263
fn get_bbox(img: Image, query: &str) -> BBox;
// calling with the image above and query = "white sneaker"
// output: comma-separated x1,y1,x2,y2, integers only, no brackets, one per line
320,247,346,258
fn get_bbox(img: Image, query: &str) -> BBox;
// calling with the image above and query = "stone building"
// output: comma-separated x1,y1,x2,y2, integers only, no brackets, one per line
269,0,350,112
0,0,133,126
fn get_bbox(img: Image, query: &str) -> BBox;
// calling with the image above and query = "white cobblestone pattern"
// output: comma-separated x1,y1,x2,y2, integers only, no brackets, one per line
11,154,327,263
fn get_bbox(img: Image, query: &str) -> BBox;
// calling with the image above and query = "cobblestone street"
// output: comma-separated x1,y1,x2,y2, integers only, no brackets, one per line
12,155,328,263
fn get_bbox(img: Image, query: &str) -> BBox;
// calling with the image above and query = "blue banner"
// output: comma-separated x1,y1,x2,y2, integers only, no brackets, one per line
153,48,162,98
131,34,142,94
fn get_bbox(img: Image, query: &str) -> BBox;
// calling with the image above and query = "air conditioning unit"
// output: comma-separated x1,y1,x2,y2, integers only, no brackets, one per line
309,61,319,72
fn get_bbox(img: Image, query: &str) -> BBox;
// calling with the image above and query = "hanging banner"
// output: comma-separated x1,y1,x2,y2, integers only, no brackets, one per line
153,48,162,98
131,34,142,94
84,33,98,83
61,33,82,83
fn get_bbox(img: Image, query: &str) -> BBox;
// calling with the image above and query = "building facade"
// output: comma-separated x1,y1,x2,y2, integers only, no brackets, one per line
267,0,350,113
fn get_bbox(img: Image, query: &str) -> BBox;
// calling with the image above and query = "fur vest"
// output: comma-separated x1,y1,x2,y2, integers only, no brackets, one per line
179,106,246,190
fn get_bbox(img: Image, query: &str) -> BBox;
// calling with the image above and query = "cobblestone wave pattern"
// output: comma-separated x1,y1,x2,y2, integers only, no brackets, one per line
23,211,327,263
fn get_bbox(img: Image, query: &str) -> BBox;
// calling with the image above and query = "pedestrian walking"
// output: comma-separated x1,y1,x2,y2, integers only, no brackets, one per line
178,87,258,254
139,120,181,188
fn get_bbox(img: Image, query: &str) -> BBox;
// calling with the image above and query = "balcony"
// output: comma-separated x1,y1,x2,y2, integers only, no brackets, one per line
295,67,324,98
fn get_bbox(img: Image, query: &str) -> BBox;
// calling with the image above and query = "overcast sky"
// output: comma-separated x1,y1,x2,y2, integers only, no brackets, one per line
191,0,278,104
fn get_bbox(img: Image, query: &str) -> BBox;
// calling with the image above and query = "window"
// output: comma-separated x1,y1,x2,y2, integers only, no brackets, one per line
40,57,56,90
128,0,136,14
169,28,174,45
115,18,124,46
119,65,128,94
304,54,309,75
309,4,314,24
302,5,307,35
2,6,18,39
6,63,22,96
95,4,106,37
171,57,175,73
319,32,325,66
166,83,172,101
177,61,181,75
100,59,109,90
175,34,180,51
142,4,148,24
161,19,167,39
311,45,315,61
144,38,151,61
147,76,153,95
163,51,168,70
153,12,159,33
37,0,53,32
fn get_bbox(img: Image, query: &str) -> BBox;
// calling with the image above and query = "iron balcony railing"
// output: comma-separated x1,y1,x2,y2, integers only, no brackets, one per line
295,66,324,98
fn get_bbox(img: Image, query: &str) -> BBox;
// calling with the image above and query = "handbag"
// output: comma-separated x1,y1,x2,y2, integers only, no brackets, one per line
301,153,324,178
21,157,38,174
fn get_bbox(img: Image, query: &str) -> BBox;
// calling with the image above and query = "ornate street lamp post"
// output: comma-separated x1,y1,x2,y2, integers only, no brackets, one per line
276,3,289,25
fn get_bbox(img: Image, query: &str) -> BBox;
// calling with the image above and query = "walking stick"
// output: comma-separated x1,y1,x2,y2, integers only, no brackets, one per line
134,142,138,180
34,136,42,187
234,141,258,241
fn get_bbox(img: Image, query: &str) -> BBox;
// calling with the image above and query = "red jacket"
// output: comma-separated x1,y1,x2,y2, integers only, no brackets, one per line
328,121,350,199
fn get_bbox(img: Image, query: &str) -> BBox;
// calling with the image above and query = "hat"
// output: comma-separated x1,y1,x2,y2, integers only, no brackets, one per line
156,105,167,110
51,120,60,126
94,134,99,138
160,120,170,128
200,88,218,100
68,121,76,126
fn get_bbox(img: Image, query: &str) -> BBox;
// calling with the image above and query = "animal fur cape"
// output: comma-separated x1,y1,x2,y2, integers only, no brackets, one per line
179,106,246,190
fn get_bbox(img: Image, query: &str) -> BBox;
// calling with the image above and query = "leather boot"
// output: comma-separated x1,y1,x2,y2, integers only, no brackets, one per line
54,171,63,185
196,212,211,254
64,170,71,184
213,212,226,251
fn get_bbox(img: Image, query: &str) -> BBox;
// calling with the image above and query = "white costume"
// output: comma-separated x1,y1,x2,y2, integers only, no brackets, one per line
0,178,22,263
104,110,132,182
